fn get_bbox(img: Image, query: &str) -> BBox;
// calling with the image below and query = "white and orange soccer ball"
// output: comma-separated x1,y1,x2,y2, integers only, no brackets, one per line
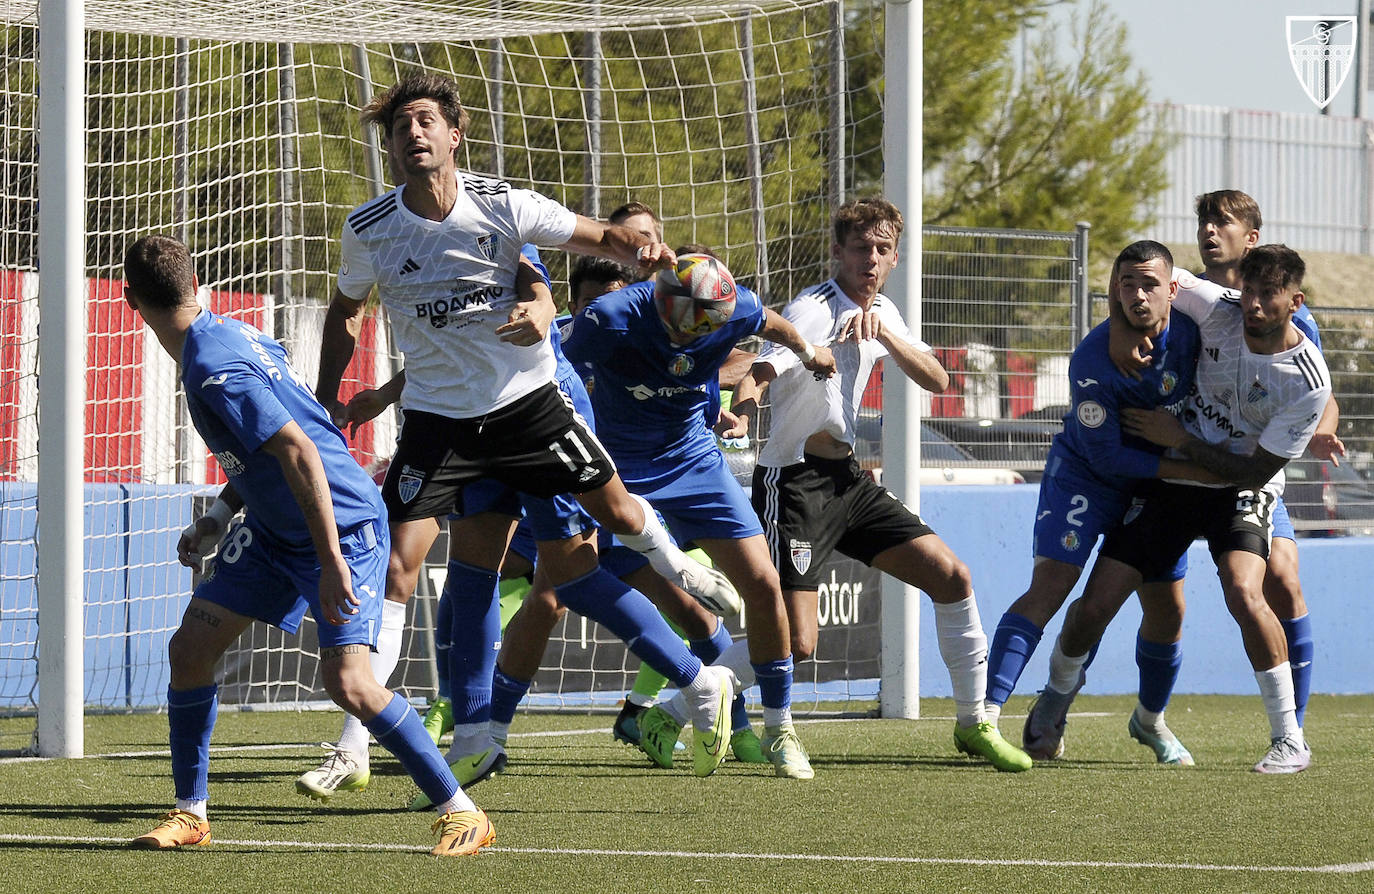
653,253,737,338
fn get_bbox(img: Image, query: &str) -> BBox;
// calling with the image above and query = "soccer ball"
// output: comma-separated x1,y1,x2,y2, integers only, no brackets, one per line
654,254,737,337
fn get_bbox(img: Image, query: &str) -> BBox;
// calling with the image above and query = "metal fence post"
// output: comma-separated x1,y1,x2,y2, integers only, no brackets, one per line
1072,221,1091,342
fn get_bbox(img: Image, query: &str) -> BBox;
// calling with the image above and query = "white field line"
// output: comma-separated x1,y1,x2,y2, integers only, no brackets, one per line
0,713,1111,764
0,833,1367,875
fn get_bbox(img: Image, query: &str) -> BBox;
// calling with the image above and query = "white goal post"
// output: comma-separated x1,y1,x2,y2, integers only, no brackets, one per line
1,0,920,756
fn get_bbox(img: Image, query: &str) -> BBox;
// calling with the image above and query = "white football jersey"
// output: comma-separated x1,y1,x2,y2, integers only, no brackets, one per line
337,171,577,418
1169,269,1330,491
756,279,929,468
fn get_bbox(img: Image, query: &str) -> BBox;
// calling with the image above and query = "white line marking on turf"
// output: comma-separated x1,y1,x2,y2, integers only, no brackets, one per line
0,833,1369,874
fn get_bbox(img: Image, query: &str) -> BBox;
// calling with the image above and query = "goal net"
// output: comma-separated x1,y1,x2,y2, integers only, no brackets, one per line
0,0,887,749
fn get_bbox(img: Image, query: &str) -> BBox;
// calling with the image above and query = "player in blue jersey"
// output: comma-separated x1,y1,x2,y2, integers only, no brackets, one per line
561,250,837,778
121,235,492,856
1107,190,1343,762
982,240,1213,764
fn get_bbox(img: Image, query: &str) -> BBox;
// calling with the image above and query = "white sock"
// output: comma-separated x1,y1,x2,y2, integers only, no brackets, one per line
175,799,207,821
662,690,689,726
488,719,511,745
436,789,479,815
1133,703,1166,732
1255,663,1302,741
763,706,793,731
447,722,492,760
335,598,408,764
615,493,692,580
627,691,656,708
933,595,988,728
1047,634,1090,695
984,702,1002,726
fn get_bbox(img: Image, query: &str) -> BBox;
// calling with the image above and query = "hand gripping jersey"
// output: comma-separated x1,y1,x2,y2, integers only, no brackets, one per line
181,311,383,546
1168,269,1331,492
336,171,578,418
753,279,929,468
1047,313,1201,491
559,278,766,467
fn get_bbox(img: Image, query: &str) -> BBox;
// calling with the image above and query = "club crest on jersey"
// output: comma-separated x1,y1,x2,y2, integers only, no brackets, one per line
1247,380,1269,404
1159,371,1178,396
477,234,499,261
789,539,812,575
1286,16,1357,110
668,353,694,376
397,465,425,504
1123,497,1146,526
1060,530,1081,552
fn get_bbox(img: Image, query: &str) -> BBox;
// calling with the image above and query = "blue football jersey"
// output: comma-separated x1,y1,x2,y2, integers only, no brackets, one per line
560,279,765,465
182,311,383,546
1048,314,1201,490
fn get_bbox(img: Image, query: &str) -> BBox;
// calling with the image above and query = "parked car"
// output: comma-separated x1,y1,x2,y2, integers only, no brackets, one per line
1281,455,1374,537
923,407,1065,482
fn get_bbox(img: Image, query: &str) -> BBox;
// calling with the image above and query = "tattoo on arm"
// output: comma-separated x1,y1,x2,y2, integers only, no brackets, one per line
1179,437,1282,488
319,644,370,661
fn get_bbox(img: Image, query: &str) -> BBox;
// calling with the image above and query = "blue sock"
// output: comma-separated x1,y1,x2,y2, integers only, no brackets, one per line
688,621,733,664
986,612,1043,706
753,656,793,713
1282,614,1314,726
445,560,501,725
167,684,217,802
435,586,453,700
365,692,458,809
1135,634,1182,713
490,666,531,726
556,567,702,688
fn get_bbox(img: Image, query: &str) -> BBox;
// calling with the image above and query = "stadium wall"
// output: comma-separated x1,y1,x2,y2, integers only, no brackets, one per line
917,485,1374,699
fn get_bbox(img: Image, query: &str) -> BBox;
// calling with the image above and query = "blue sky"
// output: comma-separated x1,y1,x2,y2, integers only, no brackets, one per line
1046,0,1368,117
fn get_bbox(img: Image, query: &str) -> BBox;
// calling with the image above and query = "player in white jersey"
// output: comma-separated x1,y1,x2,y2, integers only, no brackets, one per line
1028,244,1330,774
314,73,741,790
1114,191,1341,764
726,197,1033,772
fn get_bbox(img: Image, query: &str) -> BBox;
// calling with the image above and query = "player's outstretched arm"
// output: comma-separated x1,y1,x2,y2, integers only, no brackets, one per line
759,308,836,377
723,362,776,439
560,216,675,278
1121,407,1287,487
261,420,356,625
317,288,369,422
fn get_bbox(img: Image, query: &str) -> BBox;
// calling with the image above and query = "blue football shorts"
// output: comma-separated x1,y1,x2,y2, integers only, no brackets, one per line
1034,462,1187,582
619,447,763,544
195,517,388,649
